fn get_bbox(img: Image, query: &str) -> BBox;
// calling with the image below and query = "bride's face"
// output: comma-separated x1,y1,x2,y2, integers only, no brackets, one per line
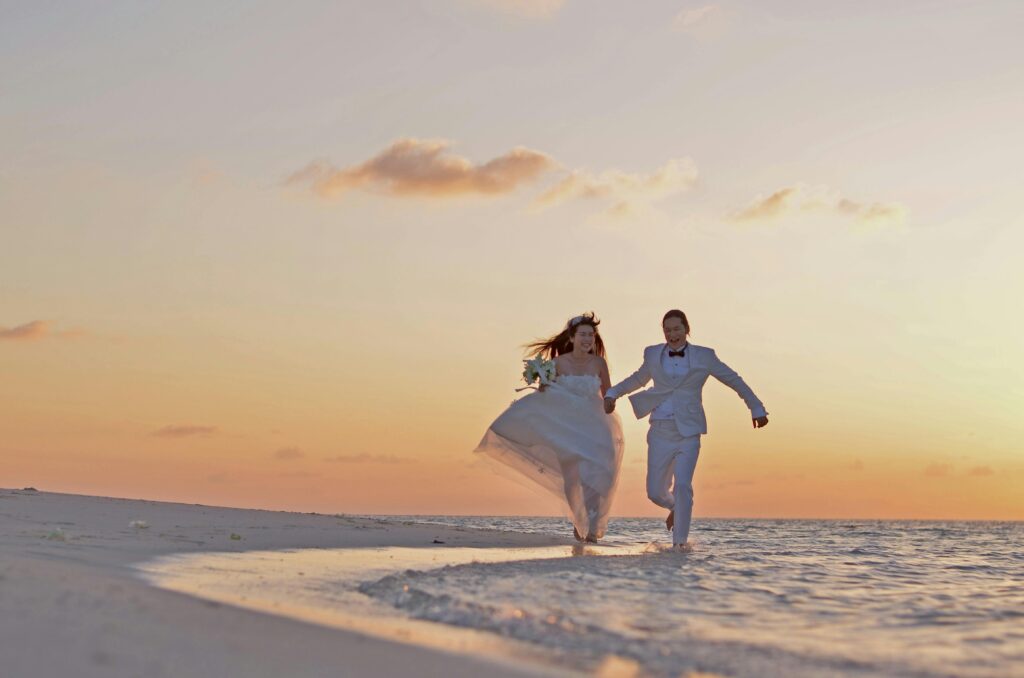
572,325,596,353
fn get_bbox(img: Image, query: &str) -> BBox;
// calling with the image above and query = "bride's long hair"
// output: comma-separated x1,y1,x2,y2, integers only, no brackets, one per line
525,312,606,359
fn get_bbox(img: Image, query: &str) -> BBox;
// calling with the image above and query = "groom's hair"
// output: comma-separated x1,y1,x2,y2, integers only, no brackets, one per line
662,309,690,334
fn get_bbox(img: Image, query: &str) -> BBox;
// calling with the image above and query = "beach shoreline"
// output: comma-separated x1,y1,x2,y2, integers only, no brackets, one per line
0,487,578,678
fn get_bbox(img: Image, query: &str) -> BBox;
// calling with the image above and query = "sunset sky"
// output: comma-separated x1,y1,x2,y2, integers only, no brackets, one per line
3,1,1022,519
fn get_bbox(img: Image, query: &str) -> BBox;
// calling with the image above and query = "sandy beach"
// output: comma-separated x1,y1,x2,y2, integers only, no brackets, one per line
0,487,576,678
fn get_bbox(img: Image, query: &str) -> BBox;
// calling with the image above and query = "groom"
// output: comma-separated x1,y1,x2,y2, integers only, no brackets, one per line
604,310,768,549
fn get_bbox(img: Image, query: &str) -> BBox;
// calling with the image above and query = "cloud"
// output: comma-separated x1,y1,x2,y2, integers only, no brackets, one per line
735,184,906,226
534,157,698,216
286,138,555,199
287,139,700,219
923,463,951,477
968,466,994,477
275,447,305,460
0,320,85,342
192,164,225,188
703,479,756,490
152,425,218,439
672,5,720,32
0,321,48,340
325,453,407,464
736,187,796,220
471,0,566,19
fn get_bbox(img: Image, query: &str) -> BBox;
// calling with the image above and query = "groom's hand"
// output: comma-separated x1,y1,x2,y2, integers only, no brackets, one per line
753,415,769,429
603,397,616,414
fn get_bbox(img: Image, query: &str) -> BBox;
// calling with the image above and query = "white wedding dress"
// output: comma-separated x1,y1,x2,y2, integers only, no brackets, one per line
474,374,625,539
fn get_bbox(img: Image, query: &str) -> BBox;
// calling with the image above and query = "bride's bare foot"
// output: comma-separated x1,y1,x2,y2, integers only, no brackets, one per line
573,526,584,542
666,510,674,532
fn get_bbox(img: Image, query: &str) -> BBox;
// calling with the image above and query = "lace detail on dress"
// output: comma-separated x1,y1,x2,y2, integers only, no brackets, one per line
554,374,602,399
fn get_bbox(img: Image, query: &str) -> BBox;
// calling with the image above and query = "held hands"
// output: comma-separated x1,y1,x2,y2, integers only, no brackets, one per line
602,394,763,423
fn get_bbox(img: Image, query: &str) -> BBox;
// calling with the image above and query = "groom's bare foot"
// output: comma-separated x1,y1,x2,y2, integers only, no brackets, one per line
666,510,674,532
675,542,694,553
584,533,598,543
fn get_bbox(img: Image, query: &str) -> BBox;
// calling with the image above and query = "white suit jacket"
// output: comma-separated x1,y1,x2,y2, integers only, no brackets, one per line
609,343,766,437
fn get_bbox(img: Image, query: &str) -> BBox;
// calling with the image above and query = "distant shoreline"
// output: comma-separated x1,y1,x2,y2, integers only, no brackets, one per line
9,487,1016,522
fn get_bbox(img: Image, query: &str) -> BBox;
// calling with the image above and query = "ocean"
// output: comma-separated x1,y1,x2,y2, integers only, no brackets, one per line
140,517,1024,677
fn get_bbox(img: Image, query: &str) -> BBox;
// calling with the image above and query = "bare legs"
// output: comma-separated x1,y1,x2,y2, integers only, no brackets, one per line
561,459,602,542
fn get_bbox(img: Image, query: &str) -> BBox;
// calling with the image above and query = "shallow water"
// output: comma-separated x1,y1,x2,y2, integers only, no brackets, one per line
141,517,1024,677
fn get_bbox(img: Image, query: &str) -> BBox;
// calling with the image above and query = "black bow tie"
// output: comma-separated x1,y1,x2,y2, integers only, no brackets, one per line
668,347,686,358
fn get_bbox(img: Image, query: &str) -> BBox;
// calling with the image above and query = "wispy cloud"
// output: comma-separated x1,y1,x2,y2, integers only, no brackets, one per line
286,138,555,199
152,425,218,439
734,184,906,226
535,157,698,216
0,320,85,341
968,466,994,477
286,139,700,219
275,447,305,460
325,453,408,464
190,160,225,188
924,463,951,477
470,0,567,19
0,320,47,340
672,5,720,32
672,4,734,39
703,479,756,490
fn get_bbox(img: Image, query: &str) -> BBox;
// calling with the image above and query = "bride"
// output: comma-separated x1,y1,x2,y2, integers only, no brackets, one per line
474,313,625,542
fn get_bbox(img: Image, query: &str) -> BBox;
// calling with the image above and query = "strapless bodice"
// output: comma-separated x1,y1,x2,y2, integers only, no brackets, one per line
554,374,602,399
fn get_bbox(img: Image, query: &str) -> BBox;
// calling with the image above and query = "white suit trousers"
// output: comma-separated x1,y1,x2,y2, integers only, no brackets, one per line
646,419,701,545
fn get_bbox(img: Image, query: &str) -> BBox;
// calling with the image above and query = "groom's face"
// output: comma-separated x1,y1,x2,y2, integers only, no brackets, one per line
663,318,688,348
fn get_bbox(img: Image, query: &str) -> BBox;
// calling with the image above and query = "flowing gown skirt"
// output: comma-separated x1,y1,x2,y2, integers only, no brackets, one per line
474,375,625,539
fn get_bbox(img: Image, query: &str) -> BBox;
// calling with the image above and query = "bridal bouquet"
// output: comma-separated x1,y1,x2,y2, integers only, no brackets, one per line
519,355,556,390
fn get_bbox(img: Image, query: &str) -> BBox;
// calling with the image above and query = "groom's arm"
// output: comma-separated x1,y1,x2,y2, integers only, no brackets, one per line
604,351,653,413
708,350,768,425
605,357,652,400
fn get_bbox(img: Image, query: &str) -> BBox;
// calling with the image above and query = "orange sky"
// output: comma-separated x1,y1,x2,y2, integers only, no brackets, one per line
2,1,1022,519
